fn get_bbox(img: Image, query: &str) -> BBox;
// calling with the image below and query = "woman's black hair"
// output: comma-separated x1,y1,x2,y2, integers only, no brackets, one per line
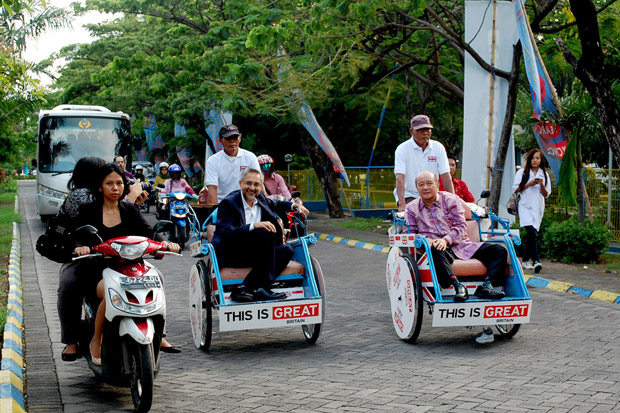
93,162,130,203
518,148,548,191
67,156,106,190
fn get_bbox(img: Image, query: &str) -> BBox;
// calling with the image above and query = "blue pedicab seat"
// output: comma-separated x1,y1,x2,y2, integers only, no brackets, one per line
386,203,532,343
188,208,325,351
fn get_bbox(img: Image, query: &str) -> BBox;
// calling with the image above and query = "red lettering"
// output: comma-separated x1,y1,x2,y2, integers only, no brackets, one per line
484,304,529,318
272,303,319,320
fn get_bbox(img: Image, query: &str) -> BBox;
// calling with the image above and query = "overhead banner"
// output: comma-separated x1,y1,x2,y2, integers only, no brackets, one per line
203,109,233,155
462,0,518,216
514,0,567,182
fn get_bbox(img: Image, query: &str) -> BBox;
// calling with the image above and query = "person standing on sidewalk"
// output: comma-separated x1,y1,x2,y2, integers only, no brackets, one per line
394,114,454,211
512,148,551,274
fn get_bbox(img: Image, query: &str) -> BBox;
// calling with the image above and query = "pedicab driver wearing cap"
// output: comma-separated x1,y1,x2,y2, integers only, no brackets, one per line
203,124,260,205
212,168,310,302
394,114,454,212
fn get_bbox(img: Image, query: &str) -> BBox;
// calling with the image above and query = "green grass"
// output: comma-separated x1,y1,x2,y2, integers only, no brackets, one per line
601,253,620,274
328,216,390,234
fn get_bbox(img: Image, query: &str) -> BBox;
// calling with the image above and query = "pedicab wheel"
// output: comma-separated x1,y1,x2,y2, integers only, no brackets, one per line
189,259,212,351
495,323,521,339
302,257,326,344
386,247,423,344
124,339,154,413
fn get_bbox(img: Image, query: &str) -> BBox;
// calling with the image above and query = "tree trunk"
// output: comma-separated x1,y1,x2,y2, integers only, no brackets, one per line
297,128,344,218
558,0,620,167
489,43,523,214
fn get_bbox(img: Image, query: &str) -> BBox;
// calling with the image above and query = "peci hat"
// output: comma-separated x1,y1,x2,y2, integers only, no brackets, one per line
219,124,241,139
410,114,433,130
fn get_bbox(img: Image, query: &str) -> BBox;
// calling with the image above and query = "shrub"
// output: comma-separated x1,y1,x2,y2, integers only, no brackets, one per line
541,218,612,263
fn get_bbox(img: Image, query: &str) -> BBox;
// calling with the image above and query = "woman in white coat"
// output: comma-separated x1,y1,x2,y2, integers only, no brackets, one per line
512,148,551,273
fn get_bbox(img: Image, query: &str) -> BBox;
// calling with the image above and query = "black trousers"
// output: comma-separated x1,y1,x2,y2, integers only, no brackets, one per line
429,243,508,288
57,262,101,345
219,229,293,290
522,225,539,262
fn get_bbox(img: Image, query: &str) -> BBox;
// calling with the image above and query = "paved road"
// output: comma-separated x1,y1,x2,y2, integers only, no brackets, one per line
19,181,620,412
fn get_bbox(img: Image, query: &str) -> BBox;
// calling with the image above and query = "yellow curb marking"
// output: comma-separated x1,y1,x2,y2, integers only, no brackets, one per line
0,370,23,392
547,281,574,293
590,290,620,303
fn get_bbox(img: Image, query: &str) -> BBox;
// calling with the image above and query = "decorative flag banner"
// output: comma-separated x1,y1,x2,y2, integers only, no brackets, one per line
514,0,542,119
204,109,233,155
174,123,194,177
143,114,164,151
514,0,568,182
277,49,350,186
135,148,148,161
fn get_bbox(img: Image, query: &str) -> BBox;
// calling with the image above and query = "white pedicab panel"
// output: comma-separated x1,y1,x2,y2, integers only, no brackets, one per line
386,246,417,339
432,300,532,327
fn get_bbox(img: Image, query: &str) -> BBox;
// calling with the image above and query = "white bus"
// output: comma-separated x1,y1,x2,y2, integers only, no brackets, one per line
34,105,133,220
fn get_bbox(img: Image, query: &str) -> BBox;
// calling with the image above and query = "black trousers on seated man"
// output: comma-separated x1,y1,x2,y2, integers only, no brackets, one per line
428,243,507,288
218,229,293,290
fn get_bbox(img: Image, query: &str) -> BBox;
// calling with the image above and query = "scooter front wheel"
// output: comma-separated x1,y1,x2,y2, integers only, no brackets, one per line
125,339,154,413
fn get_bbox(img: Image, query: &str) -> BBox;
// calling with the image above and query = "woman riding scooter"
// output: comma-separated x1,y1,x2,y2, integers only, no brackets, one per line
73,163,181,365
162,164,196,195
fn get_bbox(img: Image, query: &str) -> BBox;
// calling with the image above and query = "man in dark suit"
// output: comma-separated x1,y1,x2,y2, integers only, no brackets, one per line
212,168,310,302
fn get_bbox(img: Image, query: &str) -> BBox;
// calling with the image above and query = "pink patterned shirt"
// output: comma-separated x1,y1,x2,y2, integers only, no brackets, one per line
406,191,482,260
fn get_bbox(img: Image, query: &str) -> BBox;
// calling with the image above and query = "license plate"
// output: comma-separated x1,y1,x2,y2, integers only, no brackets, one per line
119,275,162,289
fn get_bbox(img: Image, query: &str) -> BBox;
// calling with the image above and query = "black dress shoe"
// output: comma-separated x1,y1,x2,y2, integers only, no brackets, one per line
488,286,506,300
61,345,80,362
253,288,286,301
231,285,254,302
452,281,469,302
161,345,182,354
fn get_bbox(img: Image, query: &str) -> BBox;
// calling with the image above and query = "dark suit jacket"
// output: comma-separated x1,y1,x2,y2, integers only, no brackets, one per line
212,190,293,259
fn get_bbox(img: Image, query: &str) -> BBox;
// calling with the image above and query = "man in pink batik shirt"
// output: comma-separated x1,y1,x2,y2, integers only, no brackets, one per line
406,171,508,302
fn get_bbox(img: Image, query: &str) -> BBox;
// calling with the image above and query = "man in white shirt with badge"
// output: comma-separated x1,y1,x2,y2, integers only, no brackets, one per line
204,124,261,204
394,114,454,212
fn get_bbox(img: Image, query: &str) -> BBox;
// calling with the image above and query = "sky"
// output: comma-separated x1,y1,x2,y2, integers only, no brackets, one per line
22,0,111,85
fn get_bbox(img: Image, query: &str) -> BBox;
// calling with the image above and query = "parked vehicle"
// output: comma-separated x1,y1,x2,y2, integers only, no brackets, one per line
73,222,178,412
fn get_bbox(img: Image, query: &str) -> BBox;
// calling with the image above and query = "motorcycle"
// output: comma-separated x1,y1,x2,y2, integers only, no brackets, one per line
157,189,198,249
73,221,178,413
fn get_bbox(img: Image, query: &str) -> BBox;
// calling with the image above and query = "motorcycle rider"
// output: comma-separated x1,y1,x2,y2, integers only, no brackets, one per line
154,162,169,188
73,163,181,365
258,154,291,198
162,164,196,195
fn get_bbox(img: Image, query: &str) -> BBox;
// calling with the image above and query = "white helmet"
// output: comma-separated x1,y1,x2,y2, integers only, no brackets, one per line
159,162,169,169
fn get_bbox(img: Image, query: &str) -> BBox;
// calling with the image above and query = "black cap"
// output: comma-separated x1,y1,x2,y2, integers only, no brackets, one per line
219,124,241,139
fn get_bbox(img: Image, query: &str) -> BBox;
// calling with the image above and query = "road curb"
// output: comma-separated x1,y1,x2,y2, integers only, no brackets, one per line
314,231,620,306
0,223,25,413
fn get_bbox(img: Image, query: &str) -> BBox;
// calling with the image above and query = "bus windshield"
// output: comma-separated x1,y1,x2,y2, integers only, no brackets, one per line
38,116,132,173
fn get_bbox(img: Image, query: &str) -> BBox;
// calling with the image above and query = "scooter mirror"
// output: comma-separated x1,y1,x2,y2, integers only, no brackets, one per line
73,225,103,246
479,190,491,199
158,183,165,188
153,220,174,235
291,191,301,198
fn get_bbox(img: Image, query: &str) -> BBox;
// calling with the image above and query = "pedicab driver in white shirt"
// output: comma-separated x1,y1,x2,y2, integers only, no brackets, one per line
394,114,455,211
203,124,261,205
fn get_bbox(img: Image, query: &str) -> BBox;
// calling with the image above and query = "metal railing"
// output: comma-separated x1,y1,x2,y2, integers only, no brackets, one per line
280,166,620,240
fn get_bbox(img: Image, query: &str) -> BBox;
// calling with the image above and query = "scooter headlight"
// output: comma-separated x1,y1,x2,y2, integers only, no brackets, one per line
110,241,149,260
109,288,163,315
174,193,186,200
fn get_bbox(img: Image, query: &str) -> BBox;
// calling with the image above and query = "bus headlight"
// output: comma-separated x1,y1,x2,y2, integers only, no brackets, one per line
38,184,68,200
